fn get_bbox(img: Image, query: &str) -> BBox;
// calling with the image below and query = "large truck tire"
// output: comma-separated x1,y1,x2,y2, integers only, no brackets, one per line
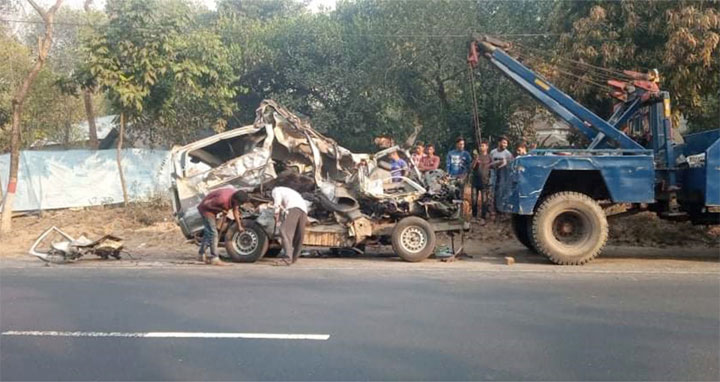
391,217,437,262
511,214,535,251
530,192,608,265
225,220,269,263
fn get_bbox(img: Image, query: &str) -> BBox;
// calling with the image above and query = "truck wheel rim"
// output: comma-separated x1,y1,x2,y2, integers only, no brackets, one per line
233,230,259,256
400,226,427,253
551,210,591,247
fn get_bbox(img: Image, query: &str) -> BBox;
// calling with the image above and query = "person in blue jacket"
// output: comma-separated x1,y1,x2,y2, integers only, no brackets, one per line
446,137,472,180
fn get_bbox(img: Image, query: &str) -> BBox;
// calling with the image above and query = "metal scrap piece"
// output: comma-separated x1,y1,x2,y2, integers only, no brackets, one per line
29,226,124,264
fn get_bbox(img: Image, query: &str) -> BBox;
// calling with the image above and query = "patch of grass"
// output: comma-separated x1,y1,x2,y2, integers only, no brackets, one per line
124,195,173,226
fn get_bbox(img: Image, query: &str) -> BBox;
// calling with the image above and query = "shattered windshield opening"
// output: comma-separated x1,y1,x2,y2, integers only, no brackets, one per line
189,129,268,168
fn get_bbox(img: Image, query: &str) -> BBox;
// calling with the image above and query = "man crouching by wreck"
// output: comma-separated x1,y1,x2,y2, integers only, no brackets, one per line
198,187,248,266
271,186,308,266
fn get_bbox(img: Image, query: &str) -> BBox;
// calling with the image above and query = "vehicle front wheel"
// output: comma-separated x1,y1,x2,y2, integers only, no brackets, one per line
531,192,608,265
224,220,269,263
391,217,437,262
511,214,535,251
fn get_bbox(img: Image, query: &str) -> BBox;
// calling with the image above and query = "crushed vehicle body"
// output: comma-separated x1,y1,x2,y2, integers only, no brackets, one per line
170,100,470,262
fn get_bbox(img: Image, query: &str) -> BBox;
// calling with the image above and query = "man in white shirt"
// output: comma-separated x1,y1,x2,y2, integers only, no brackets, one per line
271,187,309,265
490,136,514,216
490,136,514,168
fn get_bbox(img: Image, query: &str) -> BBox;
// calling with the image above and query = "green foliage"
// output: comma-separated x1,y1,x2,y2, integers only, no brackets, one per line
88,0,188,114
150,28,238,143
5,0,719,153
87,0,236,145
217,0,307,20
216,0,555,153
0,28,92,151
551,0,720,131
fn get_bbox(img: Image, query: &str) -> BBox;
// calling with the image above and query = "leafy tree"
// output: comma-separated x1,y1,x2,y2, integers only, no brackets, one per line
550,0,720,131
217,0,307,21
1,0,64,235
0,30,32,149
23,7,107,148
86,0,237,204
146,28,238,144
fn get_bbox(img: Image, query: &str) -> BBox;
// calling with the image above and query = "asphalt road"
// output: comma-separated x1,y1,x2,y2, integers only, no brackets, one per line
1,265,719,381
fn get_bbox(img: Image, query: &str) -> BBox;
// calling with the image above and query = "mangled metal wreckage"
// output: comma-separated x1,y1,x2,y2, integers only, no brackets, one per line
170,100,470,262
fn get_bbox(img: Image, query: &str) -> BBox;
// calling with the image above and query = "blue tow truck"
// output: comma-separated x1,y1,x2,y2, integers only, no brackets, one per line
468,36,719,265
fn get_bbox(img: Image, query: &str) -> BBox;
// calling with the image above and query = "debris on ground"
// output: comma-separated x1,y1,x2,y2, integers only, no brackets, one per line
2,202,185,259
29,226,124,264
434,245,454,259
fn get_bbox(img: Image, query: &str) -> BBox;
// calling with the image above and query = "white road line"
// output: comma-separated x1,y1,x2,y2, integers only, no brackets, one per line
1,331,330,340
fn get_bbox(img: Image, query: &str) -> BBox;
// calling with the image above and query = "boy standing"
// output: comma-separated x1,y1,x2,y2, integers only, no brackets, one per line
516,142,528,157
446,137,472,180
490,136,514,214
389,151,408,182
471,140,493,223
418,144,440,172
411,142,425,167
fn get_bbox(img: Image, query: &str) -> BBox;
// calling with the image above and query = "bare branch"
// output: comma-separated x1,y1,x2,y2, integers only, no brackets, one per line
48,0,63,15
26,0,64,22
83,0,92,12
25,0,46,18
404,114,423,148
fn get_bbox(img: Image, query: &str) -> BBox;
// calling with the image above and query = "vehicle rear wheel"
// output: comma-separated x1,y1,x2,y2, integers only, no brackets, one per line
225,220,269,263
391,217,437,262
531,192,608,265
511,214,535,251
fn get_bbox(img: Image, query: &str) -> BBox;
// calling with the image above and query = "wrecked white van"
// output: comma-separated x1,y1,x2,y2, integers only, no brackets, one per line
170,100,469,262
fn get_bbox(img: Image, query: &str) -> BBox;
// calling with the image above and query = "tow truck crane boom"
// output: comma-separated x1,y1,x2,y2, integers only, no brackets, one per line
468,36,647,151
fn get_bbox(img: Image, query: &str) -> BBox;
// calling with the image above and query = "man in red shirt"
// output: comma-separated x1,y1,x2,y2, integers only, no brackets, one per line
418,143,440,172
411,142,426,167
197,187,248,265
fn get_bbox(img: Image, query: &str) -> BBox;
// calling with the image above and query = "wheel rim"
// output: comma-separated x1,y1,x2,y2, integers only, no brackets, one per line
551,210,592,247
399,226,428,254
232,230,259,256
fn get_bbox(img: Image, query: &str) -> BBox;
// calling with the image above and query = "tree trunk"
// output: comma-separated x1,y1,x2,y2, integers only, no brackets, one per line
117,112,128,207
0,107,22,234
63,121,71,148
82,0,97,149
435,76,450,111
404,114,424,148
83,88,98,149
0,0,64,236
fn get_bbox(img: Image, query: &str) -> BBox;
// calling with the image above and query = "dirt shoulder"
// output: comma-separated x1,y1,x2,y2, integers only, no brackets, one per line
2,201,188,259
1,203,718,266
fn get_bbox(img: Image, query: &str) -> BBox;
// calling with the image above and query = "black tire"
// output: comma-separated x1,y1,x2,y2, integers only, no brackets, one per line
511,214,535,251
530,192,608,265
264,247,282,258
391,217,437,262
224,220,269,263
